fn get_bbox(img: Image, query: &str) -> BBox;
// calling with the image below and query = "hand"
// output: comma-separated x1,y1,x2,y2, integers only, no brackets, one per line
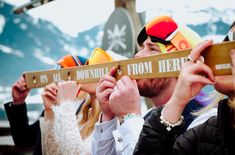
163,40,215,123
57,81,80,104
214,49,235,99
41,83,58,110
171,40,215,108
96,67,116,122
12,76,30,105
109,76,141,118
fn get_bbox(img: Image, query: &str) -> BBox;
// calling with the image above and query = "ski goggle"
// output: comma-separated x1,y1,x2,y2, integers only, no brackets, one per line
137,15,191,52
87,47,113,65
223,30,235,42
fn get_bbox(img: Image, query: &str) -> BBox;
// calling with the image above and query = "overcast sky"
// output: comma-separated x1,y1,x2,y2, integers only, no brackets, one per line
4,0,235,37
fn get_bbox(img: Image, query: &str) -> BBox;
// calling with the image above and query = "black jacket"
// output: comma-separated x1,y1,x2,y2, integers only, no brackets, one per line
134,99,235,155
4,102,42,155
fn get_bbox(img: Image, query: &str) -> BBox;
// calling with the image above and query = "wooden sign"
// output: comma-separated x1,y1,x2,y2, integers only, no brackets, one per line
24,41,235,89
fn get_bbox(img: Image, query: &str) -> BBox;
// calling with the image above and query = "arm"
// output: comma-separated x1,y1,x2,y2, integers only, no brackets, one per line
134,40,216,155
93,68,118,155
4,76,39,148
113,116,144,155
133,108,183,155
92,117,119,155
109,76,142,155
41,81,90,155
4,102,40,148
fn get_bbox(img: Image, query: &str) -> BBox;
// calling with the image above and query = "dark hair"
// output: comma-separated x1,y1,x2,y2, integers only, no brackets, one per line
223,21,235,42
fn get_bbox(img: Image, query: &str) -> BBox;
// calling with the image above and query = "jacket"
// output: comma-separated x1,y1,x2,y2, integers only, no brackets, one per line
4,102,42,155
134,99,235,155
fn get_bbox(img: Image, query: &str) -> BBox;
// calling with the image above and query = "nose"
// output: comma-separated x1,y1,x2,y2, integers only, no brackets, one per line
135,48,148,58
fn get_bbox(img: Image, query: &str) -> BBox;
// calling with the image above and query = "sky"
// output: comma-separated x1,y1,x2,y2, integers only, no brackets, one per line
4,0,235,37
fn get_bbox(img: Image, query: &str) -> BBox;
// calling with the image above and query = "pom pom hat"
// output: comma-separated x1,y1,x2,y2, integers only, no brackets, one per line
56,47,127,69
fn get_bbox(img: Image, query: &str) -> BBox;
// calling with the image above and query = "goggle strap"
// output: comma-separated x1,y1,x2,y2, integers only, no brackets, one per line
157,42,167,53
170,31,191,50
72,55,82,66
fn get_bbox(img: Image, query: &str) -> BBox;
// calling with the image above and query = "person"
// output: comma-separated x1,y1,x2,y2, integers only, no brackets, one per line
40,48,127,155
4,55,88,155
4,48,126,155
92,15,207,155
185,20,235,130
133,38,235,154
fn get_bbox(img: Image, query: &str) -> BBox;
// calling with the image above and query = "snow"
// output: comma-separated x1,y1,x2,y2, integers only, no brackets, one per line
0,44,24,57
0,15,6,34
19,23,27,30
33,48,56,65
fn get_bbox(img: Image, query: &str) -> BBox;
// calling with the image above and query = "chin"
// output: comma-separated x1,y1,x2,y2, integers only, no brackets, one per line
137,78,169,97
137,78,158,97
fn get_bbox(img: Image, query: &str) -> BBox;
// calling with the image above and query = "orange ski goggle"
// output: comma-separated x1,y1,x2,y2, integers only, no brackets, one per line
138,15,192,52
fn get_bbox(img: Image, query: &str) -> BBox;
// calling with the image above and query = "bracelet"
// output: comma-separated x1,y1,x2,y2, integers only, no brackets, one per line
160,108,184,131
119,113,142,125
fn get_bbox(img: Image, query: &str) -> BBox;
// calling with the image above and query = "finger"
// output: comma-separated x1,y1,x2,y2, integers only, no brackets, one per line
16,81,26,91
184,63,215,82
100,88,114,99
187,75,215,85
42,91,57,101
44,84,58,96
98,74,117,87
98,80,116,93
120,76,133,86
14,82,23,91
109,67,117,77
189,40,213,60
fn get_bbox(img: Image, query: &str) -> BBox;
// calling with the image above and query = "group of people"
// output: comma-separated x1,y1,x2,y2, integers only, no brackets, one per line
4,15,235,155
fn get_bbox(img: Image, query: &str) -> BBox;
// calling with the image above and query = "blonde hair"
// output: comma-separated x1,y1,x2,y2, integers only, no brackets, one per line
77,92,101,139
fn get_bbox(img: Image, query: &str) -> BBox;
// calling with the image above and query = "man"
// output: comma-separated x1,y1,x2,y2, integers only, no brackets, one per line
92,15,204,155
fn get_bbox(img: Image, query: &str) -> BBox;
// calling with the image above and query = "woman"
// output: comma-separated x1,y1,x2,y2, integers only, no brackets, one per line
134,38,235,155
40,48,127,155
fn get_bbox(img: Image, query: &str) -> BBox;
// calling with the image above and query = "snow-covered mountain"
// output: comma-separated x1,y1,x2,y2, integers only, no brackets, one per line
0,1,103,88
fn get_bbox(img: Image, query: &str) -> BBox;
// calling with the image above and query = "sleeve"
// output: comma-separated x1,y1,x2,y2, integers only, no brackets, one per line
112,117,144,155
42,100,90,155
4,101,40,148
133,108,184,155
172,128,198,155
91,117,119,155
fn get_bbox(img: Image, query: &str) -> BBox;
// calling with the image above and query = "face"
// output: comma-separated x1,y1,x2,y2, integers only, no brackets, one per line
214,25,235,99
135,37,170,97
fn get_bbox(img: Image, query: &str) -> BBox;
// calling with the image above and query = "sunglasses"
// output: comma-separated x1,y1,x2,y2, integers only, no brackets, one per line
223,30,235,42
145,15,191,51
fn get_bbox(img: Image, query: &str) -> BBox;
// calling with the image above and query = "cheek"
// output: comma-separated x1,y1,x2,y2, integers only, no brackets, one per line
215,75,234,93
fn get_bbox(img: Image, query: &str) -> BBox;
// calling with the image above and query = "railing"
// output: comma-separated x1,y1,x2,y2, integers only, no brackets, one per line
0,127,33,155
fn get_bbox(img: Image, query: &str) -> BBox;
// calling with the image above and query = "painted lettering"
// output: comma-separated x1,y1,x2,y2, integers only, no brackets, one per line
40,75,48,83
76,67,109,80
158,57,187,73
127,61,153,75
53,73,61,82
